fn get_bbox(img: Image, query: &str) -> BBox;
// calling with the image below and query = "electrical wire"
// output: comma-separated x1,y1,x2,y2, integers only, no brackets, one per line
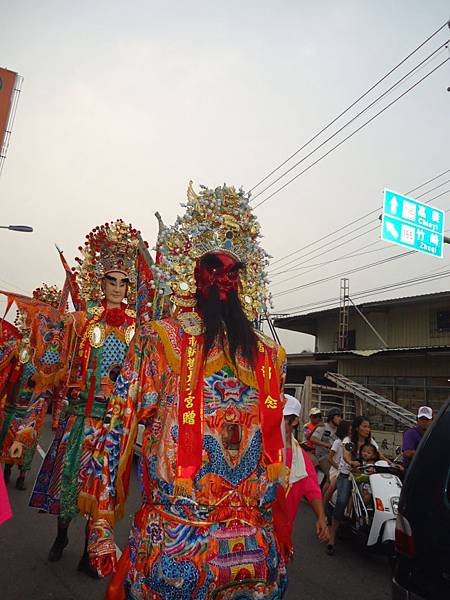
273,250,416,298
414,177,450,198
271,187,450,286
270,221,380,275
270,180,450,276
276,228,450,315
272,199,450,295
407,168,450,195
251,42,449,203
249,20,450,194
253,56,450,210
269,167,450,268
275,267,450,316
270,243,396,277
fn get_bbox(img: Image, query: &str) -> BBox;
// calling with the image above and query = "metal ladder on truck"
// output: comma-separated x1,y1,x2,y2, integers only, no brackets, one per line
325,372,417,428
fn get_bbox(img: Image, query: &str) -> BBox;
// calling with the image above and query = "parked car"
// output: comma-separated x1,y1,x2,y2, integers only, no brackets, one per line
392,399,450,599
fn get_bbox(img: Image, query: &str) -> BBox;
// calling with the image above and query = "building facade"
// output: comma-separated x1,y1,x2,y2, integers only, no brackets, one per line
276,290,450,430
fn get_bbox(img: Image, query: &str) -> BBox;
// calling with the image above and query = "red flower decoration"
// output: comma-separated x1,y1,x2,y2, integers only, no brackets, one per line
105,307,126,327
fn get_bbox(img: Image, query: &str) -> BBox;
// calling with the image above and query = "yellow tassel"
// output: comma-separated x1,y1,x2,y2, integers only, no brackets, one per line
266,462,284,483
173,477,194,498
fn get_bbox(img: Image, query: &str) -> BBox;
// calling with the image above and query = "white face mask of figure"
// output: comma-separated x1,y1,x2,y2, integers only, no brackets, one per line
102,272,129,308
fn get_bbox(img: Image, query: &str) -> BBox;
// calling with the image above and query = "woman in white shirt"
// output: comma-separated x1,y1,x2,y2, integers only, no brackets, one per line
323,420,351,509
327,415,379,555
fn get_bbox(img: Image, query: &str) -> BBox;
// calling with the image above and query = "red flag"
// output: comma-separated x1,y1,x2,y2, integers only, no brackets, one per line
56,245,82,310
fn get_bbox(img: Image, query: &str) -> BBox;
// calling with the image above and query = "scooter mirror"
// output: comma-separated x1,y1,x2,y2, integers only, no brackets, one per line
344,442,354,452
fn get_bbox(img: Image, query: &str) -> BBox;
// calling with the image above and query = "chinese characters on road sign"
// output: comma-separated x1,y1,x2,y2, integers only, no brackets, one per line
381,189,445,258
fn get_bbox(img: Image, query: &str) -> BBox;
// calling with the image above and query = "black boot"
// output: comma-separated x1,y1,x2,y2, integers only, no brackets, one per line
3,464,11,484
48,519,70,562
77,551,100,579
48,535,68,562
15,474,26,490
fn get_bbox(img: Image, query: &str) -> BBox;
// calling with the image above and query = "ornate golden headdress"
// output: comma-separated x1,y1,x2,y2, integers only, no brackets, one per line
15,284,63,335
32,284,63,308
154,182,271,319
74,220,141,304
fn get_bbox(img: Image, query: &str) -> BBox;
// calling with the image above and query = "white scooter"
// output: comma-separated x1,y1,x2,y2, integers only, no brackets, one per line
329,458,402,556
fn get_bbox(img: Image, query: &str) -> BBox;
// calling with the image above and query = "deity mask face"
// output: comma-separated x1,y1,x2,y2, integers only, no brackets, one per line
101,271,129,308
194,252,243,302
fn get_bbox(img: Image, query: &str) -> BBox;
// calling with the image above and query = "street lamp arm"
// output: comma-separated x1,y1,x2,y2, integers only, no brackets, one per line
0,225,33,232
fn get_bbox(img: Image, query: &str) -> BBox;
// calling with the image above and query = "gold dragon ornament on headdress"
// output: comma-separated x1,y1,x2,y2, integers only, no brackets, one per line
14,284,65,365
154,182,272,320
74,220,142,306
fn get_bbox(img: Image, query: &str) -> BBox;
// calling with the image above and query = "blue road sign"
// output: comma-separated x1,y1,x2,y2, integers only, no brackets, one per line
381,189,445,258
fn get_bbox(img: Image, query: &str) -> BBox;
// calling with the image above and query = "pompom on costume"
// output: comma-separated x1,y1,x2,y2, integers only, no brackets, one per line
79,184,290,599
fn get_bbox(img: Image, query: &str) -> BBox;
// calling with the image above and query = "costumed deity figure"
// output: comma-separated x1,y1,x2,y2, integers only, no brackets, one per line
0,319,21,489
0,285,68,490
10,220,144,575
0,319,21,403
79,183,290,599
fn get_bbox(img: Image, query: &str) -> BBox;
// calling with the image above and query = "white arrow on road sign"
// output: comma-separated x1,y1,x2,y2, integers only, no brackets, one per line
386,221,399,239
390,196,398,214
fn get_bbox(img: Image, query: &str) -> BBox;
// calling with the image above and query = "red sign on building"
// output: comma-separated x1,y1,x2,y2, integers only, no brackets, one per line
0,68,18,154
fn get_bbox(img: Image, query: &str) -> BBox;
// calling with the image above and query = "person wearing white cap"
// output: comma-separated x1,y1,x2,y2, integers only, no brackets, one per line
402,406,433,470
283,394,329,548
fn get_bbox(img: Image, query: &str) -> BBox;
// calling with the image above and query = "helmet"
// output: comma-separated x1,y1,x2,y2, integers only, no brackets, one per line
326,407,343,421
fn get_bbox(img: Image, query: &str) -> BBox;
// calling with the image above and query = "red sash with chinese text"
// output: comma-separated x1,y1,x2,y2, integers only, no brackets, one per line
174,333,204,496
255,341,284,482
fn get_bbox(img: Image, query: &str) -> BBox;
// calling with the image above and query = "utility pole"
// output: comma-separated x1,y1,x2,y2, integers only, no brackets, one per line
338,277,388,350
338,278,350,350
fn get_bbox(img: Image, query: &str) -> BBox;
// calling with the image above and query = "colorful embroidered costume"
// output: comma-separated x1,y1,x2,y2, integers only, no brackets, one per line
81,318,288,599
19,222,143,522
26,300,135,519
0,319,20,400
80,184,291,598
0,287,69,476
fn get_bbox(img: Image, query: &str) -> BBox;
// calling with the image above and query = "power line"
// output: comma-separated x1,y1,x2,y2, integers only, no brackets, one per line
276,229,450,314
270,187,450,279
249,20,450,194
410,170,450,195
269,174,450,273
253,56,450,210
252,41,449,204
275,267,450,316
271,223,380,281
269,220,379,275
270,243,395,277
273,250,416,298
273,198,450,294
270,208,380,268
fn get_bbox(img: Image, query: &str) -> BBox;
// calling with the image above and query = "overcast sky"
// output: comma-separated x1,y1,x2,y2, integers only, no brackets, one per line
0,1,449,352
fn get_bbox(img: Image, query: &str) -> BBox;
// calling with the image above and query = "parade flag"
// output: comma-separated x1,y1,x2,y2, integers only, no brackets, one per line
136,235,157,325
56,245,83,311
0,68,17,154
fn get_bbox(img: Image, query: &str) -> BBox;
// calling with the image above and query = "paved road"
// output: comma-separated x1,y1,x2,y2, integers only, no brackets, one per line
0,419,392,599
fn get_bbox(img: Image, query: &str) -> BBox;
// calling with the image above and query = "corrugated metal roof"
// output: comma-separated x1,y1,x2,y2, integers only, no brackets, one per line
315,345,450,357
274,289,450,328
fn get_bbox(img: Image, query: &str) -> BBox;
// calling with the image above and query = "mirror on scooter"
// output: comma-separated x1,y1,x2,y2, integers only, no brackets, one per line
395,445,402,456
344,441,354,453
